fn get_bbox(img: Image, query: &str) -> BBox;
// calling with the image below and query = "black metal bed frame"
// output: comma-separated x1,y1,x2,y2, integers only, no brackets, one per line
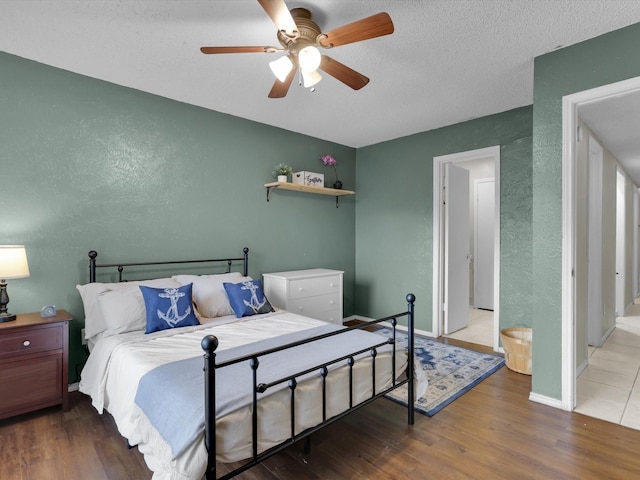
87,248,415,480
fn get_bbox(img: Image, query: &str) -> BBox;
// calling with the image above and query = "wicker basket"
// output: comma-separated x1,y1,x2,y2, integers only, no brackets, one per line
500,327,532,375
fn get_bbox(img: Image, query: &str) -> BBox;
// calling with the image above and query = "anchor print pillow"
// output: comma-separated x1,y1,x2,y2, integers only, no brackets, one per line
139,283,200,334
223,279,274,318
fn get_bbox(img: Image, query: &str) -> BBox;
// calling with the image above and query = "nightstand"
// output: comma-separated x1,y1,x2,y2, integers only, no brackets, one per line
0,310,72,420
263,269,344,325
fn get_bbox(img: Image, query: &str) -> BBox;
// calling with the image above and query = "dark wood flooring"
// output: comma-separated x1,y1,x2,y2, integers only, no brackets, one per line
2,338,640,479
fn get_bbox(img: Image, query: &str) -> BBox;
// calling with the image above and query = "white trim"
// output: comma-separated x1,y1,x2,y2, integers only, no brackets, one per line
561,92,577,411
529,392,563,409
380,321,434,338
68,382,79,392
432,146,500,350
561,75,640,412
356,315,435,338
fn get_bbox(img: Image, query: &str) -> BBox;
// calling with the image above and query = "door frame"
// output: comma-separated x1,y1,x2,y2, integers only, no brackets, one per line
561,75,640,411
616,168,627,318
432,145,501,349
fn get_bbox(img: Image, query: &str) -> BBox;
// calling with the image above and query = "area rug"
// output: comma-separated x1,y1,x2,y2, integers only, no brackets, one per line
375,328,505,416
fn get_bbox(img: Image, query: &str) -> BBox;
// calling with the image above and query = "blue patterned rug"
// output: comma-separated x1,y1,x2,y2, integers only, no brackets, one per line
376,328,505,416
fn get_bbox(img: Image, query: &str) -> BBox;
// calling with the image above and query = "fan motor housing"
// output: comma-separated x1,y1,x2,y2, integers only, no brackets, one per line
277,8,322,51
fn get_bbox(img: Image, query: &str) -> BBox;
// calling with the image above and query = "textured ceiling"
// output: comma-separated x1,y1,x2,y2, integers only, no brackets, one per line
2,1,640,150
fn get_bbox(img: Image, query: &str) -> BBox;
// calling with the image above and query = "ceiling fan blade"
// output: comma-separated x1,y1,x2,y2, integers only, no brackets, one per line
319,55,369,90
200,46,280,54
257,0,298,36
268,66,297,98
319,12,394,48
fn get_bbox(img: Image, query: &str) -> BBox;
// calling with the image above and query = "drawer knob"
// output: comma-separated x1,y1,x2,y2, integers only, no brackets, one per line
298,287,303,291
329,283,334,287
23,340,31,347
329,300,335,305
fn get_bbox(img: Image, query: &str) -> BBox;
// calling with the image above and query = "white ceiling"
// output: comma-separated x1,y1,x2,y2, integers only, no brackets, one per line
579,91,640,185
2,0,640,153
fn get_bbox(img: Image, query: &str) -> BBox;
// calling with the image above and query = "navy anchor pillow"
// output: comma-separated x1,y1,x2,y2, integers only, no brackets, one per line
223,279,274,318
139,283,200,334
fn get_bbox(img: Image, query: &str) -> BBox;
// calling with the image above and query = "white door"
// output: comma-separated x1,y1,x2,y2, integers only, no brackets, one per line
444,163,470,334
474,179,495,310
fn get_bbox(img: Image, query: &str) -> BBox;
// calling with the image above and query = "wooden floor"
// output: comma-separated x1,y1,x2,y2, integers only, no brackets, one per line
2,339,640,479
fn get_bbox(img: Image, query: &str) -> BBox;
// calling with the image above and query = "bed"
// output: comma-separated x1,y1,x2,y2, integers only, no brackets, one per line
78,248,425,479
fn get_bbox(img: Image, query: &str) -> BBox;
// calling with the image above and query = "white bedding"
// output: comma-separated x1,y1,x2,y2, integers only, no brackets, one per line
80,310,424,480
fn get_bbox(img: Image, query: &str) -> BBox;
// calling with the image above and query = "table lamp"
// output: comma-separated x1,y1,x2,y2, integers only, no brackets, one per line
0,245,30,322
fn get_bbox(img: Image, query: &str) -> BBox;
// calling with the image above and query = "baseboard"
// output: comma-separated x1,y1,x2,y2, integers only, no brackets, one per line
576,357,589,377
529,391,563,410
68,382,79,392
350,314,434,338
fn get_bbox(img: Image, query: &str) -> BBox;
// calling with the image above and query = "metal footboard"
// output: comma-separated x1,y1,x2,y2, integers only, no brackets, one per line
202,293,416,480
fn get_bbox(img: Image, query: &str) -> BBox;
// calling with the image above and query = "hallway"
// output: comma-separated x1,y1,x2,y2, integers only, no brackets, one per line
576,300,640,429
443,307,493,347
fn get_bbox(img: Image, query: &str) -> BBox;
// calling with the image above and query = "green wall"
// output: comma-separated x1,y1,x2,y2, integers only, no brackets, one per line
532,23,640,399
354,107,533,333
8,18,639,400
0,52,356,381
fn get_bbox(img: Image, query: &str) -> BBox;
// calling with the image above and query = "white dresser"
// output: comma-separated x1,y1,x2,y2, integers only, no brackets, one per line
263,269,344,325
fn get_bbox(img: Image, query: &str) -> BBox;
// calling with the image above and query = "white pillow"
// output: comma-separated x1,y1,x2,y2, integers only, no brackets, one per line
77,282,111,340
97,287,147,336
173,272,249,318
77,278,181,340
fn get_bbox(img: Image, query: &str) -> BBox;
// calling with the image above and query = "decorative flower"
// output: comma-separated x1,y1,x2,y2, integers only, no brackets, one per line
321,154,337,166
321,154,339,181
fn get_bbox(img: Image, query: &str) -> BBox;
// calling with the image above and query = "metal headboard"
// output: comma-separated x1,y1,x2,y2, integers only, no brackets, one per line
88,247,249,283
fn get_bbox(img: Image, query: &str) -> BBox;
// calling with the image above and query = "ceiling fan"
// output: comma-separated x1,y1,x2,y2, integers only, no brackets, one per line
200,0,394,98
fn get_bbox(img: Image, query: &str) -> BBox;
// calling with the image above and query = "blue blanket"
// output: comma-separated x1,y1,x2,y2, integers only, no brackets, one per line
135,323,393,458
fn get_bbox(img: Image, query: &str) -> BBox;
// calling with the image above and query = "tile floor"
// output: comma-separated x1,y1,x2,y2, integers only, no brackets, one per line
575,301,640,429
443,304,640,429
444,307,494,347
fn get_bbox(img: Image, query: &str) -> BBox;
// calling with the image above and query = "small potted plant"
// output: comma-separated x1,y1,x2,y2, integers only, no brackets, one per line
272,163,293,183
321,154,342,189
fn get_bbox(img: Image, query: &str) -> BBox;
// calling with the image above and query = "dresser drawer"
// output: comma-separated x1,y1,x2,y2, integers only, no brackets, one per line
310,308,343,325
0,324,63,359
288,275,341,300
288,293,340,317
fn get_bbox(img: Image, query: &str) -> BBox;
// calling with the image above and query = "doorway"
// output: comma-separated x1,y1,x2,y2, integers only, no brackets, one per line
432,146,500,349
561,75,640,411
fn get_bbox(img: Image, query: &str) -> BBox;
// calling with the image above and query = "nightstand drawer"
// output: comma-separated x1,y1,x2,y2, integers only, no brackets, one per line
0,324,63,359
0,353,63,414
288,275,341,300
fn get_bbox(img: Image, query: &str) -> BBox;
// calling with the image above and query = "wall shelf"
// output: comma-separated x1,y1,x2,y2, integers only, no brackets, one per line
264,182,355,208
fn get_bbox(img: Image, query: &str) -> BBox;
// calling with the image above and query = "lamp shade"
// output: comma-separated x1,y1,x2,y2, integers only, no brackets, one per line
298,46,321,72
302,69,322,88
269,55,293,82
0,245,30,279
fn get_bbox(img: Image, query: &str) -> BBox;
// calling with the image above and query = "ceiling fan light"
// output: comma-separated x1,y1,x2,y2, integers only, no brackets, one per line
298,46,321,72
302,69,322,88
269,55,293,82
